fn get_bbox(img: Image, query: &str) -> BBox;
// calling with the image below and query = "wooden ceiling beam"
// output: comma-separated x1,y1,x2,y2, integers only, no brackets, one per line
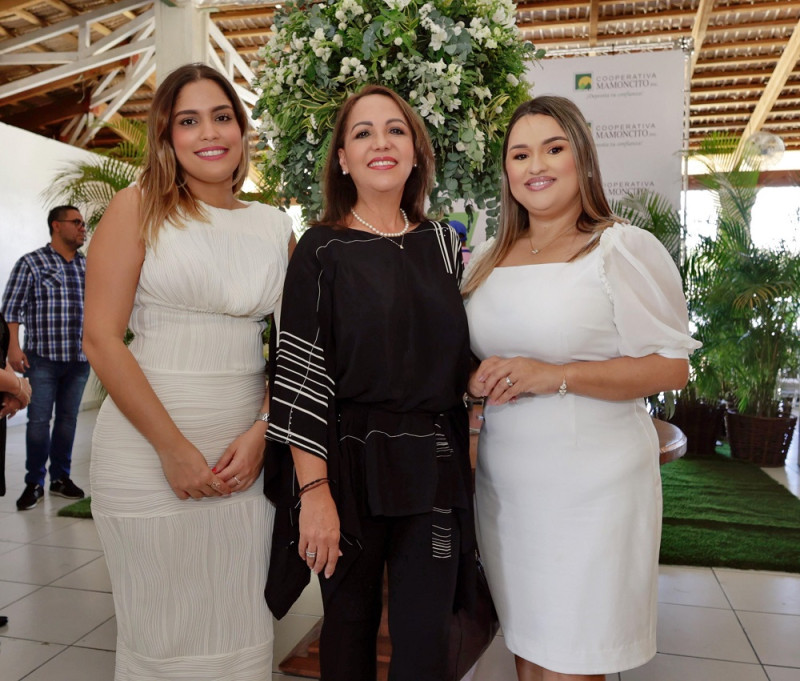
690,0,715,74
588,0,600,47
1,89,88,129
212,7,276,21
0,0,35,15
42,0,114,37
14,8,42,26
738,17,800,152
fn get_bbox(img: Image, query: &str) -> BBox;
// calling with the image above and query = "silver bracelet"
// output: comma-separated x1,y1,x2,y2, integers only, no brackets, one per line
558,376,567,397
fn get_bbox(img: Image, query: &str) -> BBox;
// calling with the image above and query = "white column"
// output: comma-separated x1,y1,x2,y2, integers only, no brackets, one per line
154,0,210,84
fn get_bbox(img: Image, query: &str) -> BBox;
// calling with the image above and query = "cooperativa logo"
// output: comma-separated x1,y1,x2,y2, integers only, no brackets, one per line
575,74,592,90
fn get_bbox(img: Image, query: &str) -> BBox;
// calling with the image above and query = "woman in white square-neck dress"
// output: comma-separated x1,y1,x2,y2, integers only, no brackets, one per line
462,96,700,681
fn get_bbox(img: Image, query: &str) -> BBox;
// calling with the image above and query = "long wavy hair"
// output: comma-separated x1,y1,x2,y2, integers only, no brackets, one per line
138,63,250,245
312,84,435,228
462,96,624,296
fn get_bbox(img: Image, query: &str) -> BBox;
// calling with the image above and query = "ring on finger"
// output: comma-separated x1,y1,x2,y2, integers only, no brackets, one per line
305,550,317,558
233,475,242,485
505,376,514,387
210,480,222,490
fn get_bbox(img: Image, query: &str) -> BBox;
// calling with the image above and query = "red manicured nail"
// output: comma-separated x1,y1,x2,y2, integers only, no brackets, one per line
211,467,217,473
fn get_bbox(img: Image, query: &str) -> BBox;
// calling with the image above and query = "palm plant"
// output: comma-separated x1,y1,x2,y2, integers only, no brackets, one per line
42,118,145,230
688,133,800,419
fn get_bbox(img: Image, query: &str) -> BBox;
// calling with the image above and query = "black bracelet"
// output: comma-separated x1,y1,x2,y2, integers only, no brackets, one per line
297,477,329,497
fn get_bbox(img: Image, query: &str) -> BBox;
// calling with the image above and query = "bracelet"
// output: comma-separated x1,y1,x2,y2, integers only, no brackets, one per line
558,375,568,397
298,478,330,498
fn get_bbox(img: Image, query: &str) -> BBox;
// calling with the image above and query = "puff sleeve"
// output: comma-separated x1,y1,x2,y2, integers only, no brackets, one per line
599,223,701,360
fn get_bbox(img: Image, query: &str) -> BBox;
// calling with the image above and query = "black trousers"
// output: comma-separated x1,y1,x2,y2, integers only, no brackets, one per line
319,511,460,681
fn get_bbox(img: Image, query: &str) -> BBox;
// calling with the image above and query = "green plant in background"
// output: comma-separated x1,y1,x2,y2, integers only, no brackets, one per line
252,0,544,232
687,133,800,418
42,118,145,231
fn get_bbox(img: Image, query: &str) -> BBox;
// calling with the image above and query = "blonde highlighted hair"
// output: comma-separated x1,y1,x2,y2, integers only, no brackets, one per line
462,96,625,296
137,63,250,245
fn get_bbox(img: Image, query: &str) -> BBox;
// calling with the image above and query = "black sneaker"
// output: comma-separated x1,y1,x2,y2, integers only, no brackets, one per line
49,478,85,500
16,483,44,510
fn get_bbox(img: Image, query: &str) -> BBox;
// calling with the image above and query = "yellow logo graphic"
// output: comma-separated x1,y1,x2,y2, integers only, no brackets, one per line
576,74,592,90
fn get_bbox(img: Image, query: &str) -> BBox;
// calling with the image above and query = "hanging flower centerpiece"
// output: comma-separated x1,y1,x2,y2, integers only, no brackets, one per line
252,0,544,229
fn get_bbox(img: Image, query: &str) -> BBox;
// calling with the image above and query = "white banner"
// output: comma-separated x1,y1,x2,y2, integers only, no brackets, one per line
528,50,687,212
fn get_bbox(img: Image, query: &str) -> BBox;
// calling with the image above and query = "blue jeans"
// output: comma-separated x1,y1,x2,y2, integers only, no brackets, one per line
24,352,90,487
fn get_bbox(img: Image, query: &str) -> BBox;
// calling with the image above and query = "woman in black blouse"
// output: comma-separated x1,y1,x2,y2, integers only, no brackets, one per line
266,85,473,681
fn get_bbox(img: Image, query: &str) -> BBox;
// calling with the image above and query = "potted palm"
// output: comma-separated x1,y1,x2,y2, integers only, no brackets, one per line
689,134,800,466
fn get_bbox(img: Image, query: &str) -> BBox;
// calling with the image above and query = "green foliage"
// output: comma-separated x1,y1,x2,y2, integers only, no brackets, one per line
613,190,683,267
684,133,800,417
43,119,145,230
252,0,543,230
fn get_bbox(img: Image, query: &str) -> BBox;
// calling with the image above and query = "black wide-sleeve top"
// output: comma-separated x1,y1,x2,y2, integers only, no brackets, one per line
267,220,473,546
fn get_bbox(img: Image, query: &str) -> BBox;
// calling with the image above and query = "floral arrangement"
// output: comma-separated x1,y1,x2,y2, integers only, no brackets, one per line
252,0,543,228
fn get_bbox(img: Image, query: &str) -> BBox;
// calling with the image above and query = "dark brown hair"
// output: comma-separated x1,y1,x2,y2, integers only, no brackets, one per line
313,84,435,227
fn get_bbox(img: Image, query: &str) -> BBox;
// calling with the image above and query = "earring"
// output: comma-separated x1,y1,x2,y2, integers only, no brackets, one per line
342,170,349,176
413,163,418,168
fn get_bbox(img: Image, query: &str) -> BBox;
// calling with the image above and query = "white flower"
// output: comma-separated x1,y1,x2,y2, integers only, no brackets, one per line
506,73,519,86
394,37,403,46
364,13,372,22
456,141,466,151
486,38,497,48
333,34,343,47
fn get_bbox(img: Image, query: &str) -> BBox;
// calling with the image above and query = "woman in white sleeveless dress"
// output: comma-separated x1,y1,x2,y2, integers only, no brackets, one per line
83,64,294,680
462,97,700,681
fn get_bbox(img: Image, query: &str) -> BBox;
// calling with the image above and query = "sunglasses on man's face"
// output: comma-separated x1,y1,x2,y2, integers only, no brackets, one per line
58,219,86,228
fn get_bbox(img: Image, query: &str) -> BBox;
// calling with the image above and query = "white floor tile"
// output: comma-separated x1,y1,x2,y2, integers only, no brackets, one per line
766,667,800,681
51,555,111,592
2,585,115,645
0,538,24,556
272,613,321,673
0,579,40,609
659,565,731,608
0,510,81,544
739,611,800,667
657,603,758,663
0,636,67,679
32,518,103,551
0,543,102,585
74,615,117,651
716,569,800,615
21,644,116,681
621,653,768,681
468,634,517,681
290,577,324,617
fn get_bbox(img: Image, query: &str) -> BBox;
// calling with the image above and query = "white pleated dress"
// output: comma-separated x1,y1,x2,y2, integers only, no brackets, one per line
90,201,292,681
464,224,700,675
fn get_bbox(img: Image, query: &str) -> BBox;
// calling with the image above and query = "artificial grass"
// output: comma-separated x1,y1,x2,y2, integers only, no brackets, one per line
57,496,92,518
660,452,800,572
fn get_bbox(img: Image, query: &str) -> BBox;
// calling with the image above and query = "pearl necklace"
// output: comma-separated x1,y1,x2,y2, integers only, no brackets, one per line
351,208,410,248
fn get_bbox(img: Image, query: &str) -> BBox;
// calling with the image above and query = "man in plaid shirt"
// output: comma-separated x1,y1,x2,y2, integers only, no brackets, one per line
3,205,91,510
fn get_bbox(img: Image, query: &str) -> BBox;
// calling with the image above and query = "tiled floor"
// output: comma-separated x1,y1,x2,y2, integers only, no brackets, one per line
1,408,800,681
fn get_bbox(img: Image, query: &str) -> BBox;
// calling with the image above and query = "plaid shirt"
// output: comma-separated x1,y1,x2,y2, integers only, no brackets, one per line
2,244,87,363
